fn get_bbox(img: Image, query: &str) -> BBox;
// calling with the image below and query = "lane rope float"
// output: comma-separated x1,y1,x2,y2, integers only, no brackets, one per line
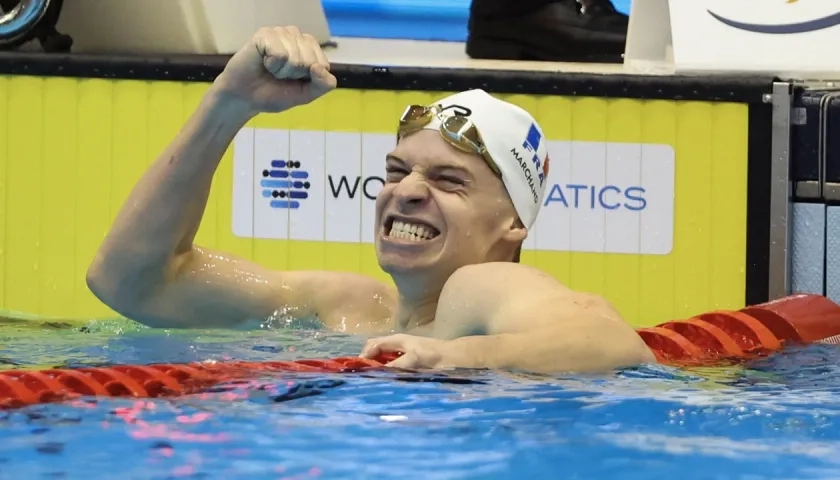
1,293,839,409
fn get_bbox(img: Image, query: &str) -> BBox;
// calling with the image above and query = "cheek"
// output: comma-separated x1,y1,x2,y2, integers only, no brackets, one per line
439,200,487,239
374,187,393,211
466,204,510,237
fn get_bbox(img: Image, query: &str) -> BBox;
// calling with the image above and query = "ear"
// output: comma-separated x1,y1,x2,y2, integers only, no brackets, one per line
502,217,528,245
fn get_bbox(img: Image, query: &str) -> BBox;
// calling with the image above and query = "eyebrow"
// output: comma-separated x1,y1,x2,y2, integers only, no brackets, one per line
385,154,406,164
385,154,470,173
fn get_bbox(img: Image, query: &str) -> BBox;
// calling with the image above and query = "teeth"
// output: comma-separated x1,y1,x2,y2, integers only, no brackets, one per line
388,220,438,241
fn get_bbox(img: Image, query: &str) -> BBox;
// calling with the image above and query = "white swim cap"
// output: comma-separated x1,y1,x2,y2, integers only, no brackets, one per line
421,89,550,229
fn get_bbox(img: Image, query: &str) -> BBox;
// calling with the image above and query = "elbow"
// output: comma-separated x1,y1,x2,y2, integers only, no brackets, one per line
85,253,142,316
85,255,110,302
86,256,125,314
86,261,151,325
85,241,175,303
86,240,124,294
86,250,198,329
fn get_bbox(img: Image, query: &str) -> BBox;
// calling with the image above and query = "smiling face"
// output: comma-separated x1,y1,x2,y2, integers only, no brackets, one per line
374,129,527,284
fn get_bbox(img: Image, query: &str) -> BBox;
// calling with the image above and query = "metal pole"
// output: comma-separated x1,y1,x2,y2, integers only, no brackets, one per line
767,81,793,300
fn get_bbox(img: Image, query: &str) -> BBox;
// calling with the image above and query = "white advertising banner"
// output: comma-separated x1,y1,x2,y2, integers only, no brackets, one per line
232,128,676,255
625,0,840,77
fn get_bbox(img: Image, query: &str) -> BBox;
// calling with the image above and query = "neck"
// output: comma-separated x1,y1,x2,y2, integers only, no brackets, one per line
392,276,444,331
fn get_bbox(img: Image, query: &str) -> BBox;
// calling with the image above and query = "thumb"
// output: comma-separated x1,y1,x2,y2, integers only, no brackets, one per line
308,63,337,95
360,341,382,359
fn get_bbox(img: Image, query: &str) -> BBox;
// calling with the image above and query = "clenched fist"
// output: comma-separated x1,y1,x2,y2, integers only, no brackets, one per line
212,26,337,114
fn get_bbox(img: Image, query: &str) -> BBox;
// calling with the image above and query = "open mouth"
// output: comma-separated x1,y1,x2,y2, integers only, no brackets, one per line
385,217,440,242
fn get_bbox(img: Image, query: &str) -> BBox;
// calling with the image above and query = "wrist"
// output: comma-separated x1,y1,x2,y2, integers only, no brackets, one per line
203,86,259,124
440,336,495,370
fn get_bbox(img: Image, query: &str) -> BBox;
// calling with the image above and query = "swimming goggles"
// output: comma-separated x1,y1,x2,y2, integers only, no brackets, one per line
397,104,502,176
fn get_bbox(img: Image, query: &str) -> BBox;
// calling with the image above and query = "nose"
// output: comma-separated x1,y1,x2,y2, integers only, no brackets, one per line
392,172,431,208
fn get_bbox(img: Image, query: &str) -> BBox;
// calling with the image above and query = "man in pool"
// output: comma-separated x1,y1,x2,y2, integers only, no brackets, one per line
86,26,655,374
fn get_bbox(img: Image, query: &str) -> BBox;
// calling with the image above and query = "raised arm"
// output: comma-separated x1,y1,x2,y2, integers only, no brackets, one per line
86,26,381,329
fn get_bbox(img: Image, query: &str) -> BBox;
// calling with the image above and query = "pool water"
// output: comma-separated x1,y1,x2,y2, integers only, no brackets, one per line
1,320,840,480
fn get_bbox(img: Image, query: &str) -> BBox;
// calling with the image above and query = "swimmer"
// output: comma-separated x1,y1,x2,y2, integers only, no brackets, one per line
86,26,655,374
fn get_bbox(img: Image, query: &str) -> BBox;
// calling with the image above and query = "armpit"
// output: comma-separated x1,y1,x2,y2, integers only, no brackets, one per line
309,274,396,334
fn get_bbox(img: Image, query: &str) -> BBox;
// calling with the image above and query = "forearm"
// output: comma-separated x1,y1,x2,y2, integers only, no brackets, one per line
88,89,255,299
443,332,568,373
446,326,651,374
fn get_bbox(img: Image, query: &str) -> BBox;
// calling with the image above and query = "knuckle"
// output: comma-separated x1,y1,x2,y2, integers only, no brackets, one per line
254,26,273,39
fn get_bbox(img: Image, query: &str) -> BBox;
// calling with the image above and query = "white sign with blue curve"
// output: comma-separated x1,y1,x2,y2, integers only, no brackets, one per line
231,128,675,255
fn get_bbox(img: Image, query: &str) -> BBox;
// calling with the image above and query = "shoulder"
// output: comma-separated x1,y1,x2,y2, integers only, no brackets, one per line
435,263,653,362
441,262,626,327
443,262,571,295
436,262,576,333
292,270,397,332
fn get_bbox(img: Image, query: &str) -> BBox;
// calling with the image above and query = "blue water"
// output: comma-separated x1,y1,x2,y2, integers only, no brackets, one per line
1,322,840,479
322,0,634,42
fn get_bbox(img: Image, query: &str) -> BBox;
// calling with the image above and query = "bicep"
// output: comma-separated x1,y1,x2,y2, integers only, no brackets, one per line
485,286,626,335
440,265,651,367
110,247,314,328
484,297,654,369
119,247,394,330
490,292,652,359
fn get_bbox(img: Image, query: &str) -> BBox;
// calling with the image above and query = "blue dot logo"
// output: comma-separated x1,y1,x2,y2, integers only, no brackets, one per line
260,160,310,209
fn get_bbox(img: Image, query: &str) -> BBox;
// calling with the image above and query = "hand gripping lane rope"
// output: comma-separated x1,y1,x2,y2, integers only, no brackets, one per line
1,294,839,409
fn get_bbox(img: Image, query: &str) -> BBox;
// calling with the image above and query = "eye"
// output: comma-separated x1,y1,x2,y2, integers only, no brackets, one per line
437,175,466,188
385,166,409,182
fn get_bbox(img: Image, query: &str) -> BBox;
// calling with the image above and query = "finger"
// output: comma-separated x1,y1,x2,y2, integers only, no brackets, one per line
297,33,320,69
301,33,330,71
309,64,337,93
386,351,419,369
314,44,330,71
360,339,382,359
253,28,284,74
260,28,304,80
260,33,291,78
275,30,307,79
370,334,409,351
360,334,408,358
295,32,334,91
280,26,314,80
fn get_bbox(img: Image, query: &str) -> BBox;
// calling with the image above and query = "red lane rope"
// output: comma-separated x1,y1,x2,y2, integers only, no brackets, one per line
637,293,840,365
0,357,389,409
1,294,839,409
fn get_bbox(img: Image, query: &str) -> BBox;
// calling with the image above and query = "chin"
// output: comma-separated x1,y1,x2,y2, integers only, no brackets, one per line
375,239,449,280
375,248,439,275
